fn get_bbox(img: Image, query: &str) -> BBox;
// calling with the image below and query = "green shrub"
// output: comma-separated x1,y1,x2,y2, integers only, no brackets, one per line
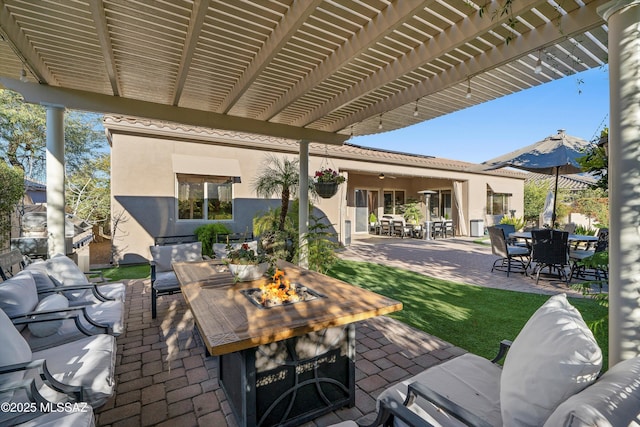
575,224,598,236
194,223,232,257
499,215,526,231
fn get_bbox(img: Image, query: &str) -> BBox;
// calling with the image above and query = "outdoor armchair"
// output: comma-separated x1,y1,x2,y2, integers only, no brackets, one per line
0,270,123,351
24,254,125,304
149,241,203,318
0,377,95,426
487,226,529,277
360,294,612,427
0,307,116,409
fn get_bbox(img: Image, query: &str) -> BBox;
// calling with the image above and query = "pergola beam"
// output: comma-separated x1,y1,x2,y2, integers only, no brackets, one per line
0,78,348,145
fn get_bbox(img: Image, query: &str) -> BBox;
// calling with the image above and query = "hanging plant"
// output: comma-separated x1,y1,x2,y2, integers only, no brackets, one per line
313,167,345,198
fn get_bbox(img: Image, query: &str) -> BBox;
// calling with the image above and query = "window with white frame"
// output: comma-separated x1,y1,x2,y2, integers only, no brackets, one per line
486,190,510,216
383,190,405,215
177,174,234,220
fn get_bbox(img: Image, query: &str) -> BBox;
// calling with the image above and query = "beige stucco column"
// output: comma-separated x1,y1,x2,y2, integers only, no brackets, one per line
298,140,309,269
599,0,640,366
45,105,66,257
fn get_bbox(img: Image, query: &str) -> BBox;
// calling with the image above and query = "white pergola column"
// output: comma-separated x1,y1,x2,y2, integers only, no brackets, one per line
46,105,66,257
298,140,309,269
599,0,640,366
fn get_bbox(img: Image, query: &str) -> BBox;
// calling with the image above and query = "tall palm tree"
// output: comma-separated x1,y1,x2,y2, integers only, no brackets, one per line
252,155,300,231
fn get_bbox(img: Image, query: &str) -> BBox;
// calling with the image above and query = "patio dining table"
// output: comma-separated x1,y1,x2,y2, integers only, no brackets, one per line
172,258,402,427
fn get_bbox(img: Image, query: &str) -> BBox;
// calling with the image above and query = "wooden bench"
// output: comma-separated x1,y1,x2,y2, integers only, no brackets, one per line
0,249,27,281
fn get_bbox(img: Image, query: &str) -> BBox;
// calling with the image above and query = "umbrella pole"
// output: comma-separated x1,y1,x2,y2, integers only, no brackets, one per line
551,167,559,227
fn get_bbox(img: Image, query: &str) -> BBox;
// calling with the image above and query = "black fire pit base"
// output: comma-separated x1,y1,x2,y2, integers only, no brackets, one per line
219,324,356,427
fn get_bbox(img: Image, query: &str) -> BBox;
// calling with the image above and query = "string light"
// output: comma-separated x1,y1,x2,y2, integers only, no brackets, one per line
378,114,383,130
465,78,472,99
19,68,28,83
534,50,542,74
413,99,419,117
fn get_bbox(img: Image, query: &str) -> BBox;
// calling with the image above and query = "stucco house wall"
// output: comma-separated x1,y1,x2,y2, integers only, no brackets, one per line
106,116,525,265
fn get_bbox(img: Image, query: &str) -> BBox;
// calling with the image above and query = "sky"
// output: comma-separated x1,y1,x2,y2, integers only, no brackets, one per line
350,66,610,165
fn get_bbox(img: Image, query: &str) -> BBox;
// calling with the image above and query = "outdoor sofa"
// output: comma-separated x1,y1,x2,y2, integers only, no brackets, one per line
332,293,640,426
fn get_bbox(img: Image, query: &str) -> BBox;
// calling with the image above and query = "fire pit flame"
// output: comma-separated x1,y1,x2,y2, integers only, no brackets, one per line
240,269,324,309
259,269,303,307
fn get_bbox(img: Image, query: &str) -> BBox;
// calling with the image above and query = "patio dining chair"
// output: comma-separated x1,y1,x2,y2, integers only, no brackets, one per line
530,229,570,284
379,219,392,236
150,241,204,318
487,226,530,277
569,228,609,282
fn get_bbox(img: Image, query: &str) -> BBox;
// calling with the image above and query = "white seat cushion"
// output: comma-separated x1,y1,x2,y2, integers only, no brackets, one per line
152,271,180,292
68,282,126,304
378,353,502,427
0,308,33,402
32,334,116,408
84,301,125,336
544,356,640,427
500,293,602,426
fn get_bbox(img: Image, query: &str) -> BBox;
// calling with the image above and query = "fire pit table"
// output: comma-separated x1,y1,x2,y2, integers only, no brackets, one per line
172,259,402,427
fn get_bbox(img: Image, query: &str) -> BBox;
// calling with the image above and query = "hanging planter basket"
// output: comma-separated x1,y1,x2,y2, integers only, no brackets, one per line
314,181,339,198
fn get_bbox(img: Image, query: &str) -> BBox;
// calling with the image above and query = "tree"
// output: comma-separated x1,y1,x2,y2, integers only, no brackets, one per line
66,153,111,229
577,128,608,192
523,180,548,223
0,88,109,226
573,188,609,227
251,155,301,232
0,163,24,249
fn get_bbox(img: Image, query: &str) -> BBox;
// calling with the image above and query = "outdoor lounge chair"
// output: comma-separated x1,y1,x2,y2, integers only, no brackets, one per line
349,293,640,427
0,270,123,351
487,226,529,277
0,307,117,409
149,241,204,318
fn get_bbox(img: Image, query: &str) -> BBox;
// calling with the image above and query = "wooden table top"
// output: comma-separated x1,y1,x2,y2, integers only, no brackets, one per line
173,259,403,356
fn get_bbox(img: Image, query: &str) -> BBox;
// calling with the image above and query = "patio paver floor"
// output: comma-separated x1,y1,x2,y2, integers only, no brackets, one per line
95,236,583,426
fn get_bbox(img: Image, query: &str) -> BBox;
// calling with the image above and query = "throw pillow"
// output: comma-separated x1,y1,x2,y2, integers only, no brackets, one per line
27,294,69,337
500,293,602,426
543,356,640,426
0,272,39,331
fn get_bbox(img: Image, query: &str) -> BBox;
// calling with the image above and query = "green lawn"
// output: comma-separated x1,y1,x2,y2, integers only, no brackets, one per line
326,260,608,367
102,260,609,368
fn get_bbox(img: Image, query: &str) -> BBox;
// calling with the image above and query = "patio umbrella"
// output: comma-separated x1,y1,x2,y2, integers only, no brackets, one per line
481,129,592,225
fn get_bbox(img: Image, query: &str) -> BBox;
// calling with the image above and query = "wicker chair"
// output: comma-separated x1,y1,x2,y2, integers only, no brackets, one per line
487,226,530,277
530,229,570,284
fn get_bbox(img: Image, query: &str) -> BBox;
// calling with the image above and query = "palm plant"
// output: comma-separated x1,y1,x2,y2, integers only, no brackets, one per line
252,155,300,232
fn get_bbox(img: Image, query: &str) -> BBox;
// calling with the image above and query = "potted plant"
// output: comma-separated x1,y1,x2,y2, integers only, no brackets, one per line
369,212,377,227
225,242,272,282
313,167,346,198
403,202,423,225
